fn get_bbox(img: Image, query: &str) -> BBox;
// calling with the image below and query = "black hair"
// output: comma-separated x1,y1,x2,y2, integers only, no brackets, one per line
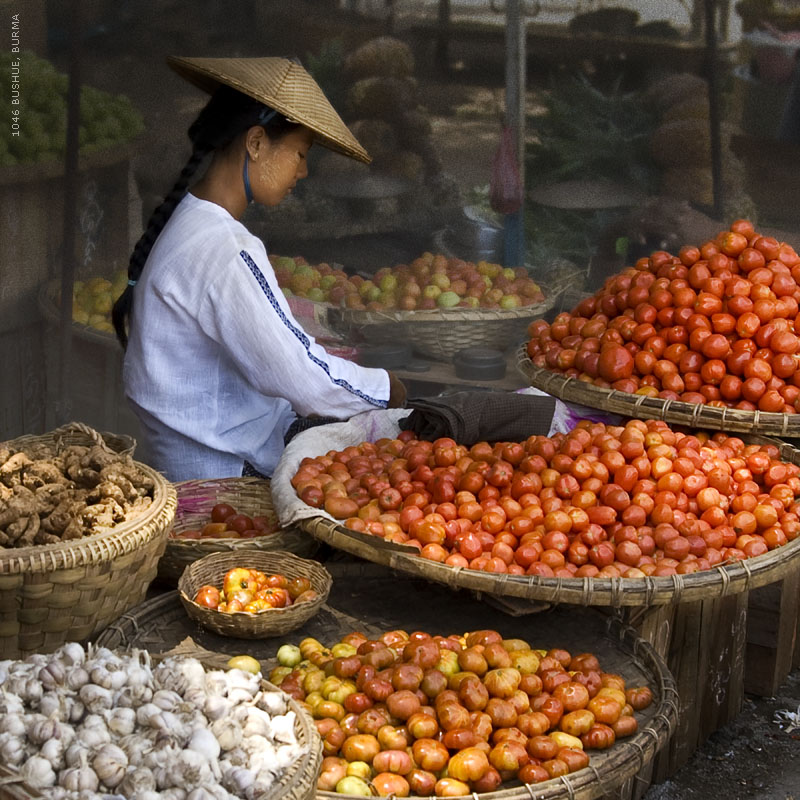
112,85,300,348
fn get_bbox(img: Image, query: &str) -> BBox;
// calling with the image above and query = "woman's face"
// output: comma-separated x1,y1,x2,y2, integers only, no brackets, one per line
252,126,314,206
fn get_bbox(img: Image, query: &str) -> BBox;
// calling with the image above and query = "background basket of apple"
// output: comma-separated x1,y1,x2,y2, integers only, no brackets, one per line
272,252,559,361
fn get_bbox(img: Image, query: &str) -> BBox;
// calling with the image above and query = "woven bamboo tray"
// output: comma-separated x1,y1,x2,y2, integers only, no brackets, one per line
178,550,332,639
94,585,677,800
158,477,319,584
294,427,800,608
0,423,176,658
516,344,800,437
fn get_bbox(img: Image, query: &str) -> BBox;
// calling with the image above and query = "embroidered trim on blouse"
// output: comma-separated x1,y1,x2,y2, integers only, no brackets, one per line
239,249,387,408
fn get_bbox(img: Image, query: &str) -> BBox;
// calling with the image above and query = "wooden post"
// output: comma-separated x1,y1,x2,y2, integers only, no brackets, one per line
704,0,725,219
504,0,526,268
57,0,83,425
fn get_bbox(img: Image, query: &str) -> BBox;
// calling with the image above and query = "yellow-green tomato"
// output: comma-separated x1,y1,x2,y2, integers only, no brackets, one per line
322,676,343,699
277,644,302,667
331,642,358,658
335,776,372,796
346,761,372,780
269,666,292,685
303,668,325,694
436,650,459,676
328,681,357,706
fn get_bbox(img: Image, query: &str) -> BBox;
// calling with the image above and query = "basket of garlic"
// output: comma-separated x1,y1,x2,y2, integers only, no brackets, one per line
0,641,321,800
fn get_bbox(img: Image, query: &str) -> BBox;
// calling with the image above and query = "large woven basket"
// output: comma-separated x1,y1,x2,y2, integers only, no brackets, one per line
328,300,557,361
319,614,677,800
516,344,800,437
158,477,319,584
178,550,332,639
292,425,800,608
0,423,176,658
94,588,676,800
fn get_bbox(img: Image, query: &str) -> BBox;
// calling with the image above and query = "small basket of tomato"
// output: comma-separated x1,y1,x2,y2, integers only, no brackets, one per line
178,550,332,638
159,477,319,584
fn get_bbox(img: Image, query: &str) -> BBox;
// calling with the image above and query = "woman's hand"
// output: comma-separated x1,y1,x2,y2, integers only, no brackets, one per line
388,371,407,408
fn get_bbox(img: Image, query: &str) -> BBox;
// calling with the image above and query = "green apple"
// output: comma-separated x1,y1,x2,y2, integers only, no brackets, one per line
422,284,442,300
500,294,522,309
436,291,461,308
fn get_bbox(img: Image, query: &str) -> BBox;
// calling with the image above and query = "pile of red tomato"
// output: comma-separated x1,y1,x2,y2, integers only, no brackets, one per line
273,628,652,797
171,501,280,540
194,567,317,613
526,219,800,412
291,419,800,578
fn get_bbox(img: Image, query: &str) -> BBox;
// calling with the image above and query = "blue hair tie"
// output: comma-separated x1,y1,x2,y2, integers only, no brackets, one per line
128,279,137,287
243,152,254,204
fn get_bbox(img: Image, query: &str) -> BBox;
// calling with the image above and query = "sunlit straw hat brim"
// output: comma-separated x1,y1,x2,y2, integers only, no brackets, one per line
167,55,371,164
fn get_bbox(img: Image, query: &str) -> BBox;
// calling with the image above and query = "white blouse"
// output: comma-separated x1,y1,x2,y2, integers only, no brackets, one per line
123,193,389,481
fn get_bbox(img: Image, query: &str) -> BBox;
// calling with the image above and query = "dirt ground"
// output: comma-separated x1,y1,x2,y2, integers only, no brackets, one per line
50,1,800,796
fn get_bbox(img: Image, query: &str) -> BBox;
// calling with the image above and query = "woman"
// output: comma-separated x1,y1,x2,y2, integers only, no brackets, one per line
113,56,406,482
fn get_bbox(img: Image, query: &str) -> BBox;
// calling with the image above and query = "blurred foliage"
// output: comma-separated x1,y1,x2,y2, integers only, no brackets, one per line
305,38,348,112
519,72,662,270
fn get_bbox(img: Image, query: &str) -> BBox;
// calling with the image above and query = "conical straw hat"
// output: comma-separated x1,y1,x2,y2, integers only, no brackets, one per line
167,55,371,164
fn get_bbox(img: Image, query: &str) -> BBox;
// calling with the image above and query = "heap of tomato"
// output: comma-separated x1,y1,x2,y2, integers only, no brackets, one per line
171,501,280,540
526,219,800,413
270,628,653,797
194,567,317,613
291,419,800,578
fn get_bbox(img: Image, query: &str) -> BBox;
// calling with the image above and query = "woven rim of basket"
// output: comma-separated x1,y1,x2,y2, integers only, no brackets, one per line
516,344,800,437
37,280,119,348
177,550,332,638
161,478,314,583
299,502,800,608
331,295,556,326
319,614,678,800
0,427,174,576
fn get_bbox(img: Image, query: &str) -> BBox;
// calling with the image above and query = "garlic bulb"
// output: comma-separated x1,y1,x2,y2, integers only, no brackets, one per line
38,659,67,691
117,732,153,766
56,641,86,667
257,690,287,717
19,754,56,789
187,785,230,800
105,706,136,736
79,683,114,713
90,661,128,691
204,694,232,722
39,737,66,771
270,710,297,744
76,721,111,749
0,712,26,737
152,688,183,711
117,764,157,796
241,707,273,740
210,717,242,752
115,682,153,708
28,714,71,745
0,731,26,766
65,665,90,691
92,742,128,788
223,764,257,796
59,754,99,792
204,670,228,697
154,657,207,696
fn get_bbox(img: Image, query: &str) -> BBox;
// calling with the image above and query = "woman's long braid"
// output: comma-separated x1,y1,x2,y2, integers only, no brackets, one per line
112,146,209,347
